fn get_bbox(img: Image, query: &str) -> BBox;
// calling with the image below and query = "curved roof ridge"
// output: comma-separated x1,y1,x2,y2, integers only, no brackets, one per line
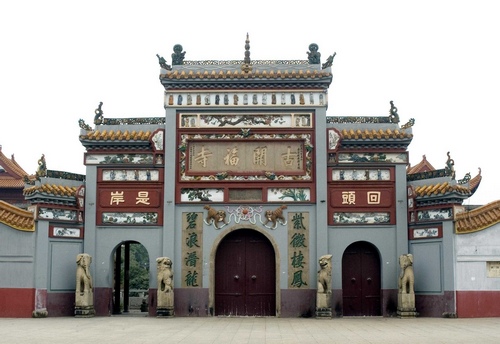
0,148,29,178
0,200,35,231
468,168,482,195
455,200,500,234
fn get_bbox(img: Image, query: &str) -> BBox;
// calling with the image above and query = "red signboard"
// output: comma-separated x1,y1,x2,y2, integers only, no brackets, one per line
329,187,393,208
99,188,161,208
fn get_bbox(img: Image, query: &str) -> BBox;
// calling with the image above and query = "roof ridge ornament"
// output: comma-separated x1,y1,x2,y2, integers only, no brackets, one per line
322,52,336,69
445,151,456,180
172,44,186,66
307,43,321,64
156,54,172,70
241,33,253,73
389,100,400,123
94,102,104,125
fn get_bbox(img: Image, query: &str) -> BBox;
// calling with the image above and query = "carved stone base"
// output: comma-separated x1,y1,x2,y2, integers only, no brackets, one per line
75,306,95,318
316,293,332,318
316,307,332,319
32,308,48,318
316,292,331,309
397,293,417,318
75,290,93,308
157,307,174,317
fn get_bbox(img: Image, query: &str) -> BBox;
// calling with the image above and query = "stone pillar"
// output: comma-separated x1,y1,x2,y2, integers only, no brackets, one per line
397,253,417,318
75,253,95,317
316,254,333,319
156,257,174,317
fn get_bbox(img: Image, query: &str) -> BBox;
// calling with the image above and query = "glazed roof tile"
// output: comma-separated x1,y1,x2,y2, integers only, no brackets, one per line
414,182,471,198
0,148,29,178
407,155,435,174
80,129,152,141
455,200,500,233
161,68,332,81
23,184,78,198
0,178,25,188
0,200,35,231
340,128,412,140
468,168,482,194
0,147,29,188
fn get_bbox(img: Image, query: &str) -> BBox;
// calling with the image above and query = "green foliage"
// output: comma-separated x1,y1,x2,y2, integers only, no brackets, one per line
119,243,150,290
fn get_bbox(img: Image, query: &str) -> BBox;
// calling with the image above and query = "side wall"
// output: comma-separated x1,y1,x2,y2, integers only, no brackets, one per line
455,223,500,317
409,221,457,317
0,223,36,317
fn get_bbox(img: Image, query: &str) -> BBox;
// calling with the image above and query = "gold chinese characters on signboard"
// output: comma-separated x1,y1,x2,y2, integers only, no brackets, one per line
188,141,304,173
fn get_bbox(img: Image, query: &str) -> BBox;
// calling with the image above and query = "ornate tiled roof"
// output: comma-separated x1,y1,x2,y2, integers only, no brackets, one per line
23,184,79,198
455,200,500,234
407,153,482,206
0,200,35,231
339,128,412,140
79,128,157,150
80,129,152,141
407,155,435,174
0,146,29,188
159,38,333,90
161,68,332,80
467,168,482,195
414,182,471,198
160,67,333,91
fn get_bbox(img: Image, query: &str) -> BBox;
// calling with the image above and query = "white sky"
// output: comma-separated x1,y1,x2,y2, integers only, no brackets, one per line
0,0,498,205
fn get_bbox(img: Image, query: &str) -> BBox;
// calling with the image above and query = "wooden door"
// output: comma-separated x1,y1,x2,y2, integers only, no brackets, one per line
215,229,276,316
342,241,381,316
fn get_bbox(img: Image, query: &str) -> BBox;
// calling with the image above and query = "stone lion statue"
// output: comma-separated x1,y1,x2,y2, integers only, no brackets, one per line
76,253,92,295
317,254,333,294
157,257,173,293
398,254,414,294
157,257,174,309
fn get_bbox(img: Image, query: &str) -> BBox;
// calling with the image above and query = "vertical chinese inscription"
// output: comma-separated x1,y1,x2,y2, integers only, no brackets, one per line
181,212,203,287
288,212,309,288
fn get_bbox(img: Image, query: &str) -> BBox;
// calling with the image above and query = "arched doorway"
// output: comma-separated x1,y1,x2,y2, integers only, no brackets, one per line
342,241,381,316
112,241,150,314
215,229,276,316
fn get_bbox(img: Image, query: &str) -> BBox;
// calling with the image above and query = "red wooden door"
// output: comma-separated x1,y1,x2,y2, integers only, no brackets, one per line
342,241,381,316
215,229,276,316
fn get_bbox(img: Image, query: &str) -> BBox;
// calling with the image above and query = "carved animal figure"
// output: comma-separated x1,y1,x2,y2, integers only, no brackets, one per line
157,257,173,293
263,205,287,228
398,254,414,294
76,253,92,295
94,102,103,125
204,205,227,229
317,254,333,293
35,154,47,178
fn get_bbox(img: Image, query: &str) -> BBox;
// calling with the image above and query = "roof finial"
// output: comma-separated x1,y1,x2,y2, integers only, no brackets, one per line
244,33,250,64
241,33,253,73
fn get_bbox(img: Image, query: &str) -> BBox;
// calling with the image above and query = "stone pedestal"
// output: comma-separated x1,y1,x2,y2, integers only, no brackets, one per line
32,309,48,318
397,293,417,318
156,307,174,317
75,290,95,317
316,293,332,318
75,306,95,317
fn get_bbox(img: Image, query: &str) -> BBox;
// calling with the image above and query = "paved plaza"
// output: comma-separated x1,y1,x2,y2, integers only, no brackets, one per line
2,315,500,344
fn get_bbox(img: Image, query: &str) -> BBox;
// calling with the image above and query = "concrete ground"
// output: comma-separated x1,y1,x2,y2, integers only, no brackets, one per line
2,314,500,344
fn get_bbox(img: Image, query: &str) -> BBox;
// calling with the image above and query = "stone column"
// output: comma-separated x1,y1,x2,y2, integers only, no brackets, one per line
75,253,95,317
156,257,174,317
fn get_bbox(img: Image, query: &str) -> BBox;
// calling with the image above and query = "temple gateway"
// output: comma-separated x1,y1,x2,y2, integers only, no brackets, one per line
1,37,499,318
